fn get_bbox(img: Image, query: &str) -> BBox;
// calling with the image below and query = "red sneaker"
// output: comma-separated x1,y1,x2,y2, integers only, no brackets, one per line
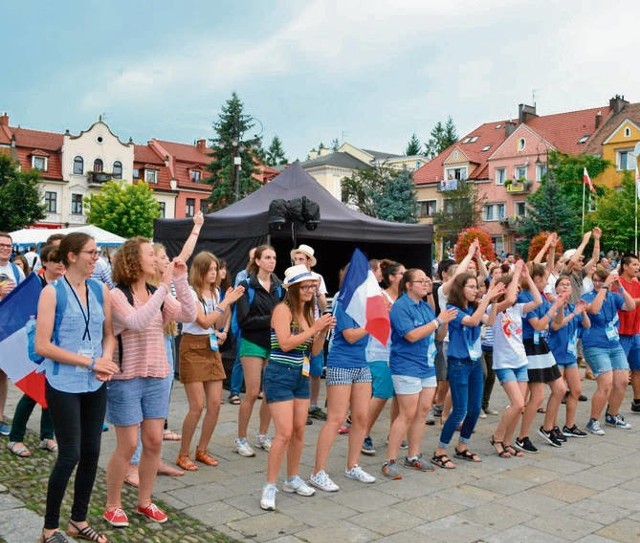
103,507,129,527
136,502,168,523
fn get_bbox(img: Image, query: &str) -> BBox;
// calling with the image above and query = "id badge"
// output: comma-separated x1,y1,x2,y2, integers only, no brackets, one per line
468,337,482,361
567,334,578,356
77,347,93,373
427,338,436,367
533,331,540,345
605,323,619,341
302,356,310,377
209,334,219,352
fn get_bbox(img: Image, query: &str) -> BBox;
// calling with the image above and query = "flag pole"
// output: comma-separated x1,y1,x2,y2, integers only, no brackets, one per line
581,176,586,234
635,163,638,255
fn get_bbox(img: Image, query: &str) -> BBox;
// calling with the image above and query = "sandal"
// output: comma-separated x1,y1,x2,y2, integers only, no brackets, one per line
40,439,58,453
162,429,182,441
430,453,456,469
157,461,184,477
504,444,524,457
537,407,546,413
41,530,69,543
490,435,511,458
228,394,241,405
176,453,198,471
66,520,108,542
454,447,481,462
7,441,31,457
196,449,219,467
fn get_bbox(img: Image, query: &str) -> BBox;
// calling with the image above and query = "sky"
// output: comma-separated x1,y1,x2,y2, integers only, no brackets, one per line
3,0,640,162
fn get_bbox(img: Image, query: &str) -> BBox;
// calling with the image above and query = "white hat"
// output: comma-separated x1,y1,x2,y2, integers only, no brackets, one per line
283,264,316,289
290,244,317,267
563,249,577,260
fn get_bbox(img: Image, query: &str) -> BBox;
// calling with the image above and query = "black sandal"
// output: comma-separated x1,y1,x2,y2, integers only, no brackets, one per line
41,531,69,543
454,447,481,462
66,520,108,542
504,444,524,457
430,453,456,469
490,435,511,458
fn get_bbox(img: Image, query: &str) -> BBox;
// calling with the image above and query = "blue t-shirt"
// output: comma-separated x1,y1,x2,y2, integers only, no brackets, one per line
389,293,437,378
446,304,482,361
518,290,551,340
547,304,584,364
581,290,624,349
326,302,368,369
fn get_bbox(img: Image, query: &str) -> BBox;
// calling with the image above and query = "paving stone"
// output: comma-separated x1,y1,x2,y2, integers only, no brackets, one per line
466,473,536,496
295,520,379,543
562,498,635,526
327,486,400,513
526,510,604,540
504,464,559,485
595,518,640,543
398,494,467,521
349,507,424,536
590,487,640,512
575,535,619,543
166,482,237,506
530,480,597,503
227,511,308,542
183,501,249,527
458,501,533,530
485,524,571,543
438,483,502,507
413,514,495,543
285,497,358,527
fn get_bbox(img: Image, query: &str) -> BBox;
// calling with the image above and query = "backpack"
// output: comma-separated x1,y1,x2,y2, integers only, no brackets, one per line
10,262,22,285
230,280,284,338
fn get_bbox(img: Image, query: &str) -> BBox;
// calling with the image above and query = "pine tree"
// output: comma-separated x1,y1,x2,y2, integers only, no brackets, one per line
375,169,418,223
266,136,288,166
204,92,262,210
424,116,458,159
330,138,340,152
405,133,422,156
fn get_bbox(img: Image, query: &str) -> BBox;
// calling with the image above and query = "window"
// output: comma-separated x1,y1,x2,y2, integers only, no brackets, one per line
515,165,527,180
617,148,634,171
71,194,83,215
624,127,631,137
145,169,158,183
186,198,196,217
73,156,84,174
483,203,505,221
481,145,491,152
462,137,471,144
517,138,526,151
492,235,504,256
418,200,437,218
190,169,202,183
200,200,208,214
133,168,140,179
445,167,467,180
44,191,57,213
32,156,47,171
577,134,590,144
536,163,547,181
158,202,166,218
495,168,506,185
515,201,527,217
93,159,103,173
112,161,123,178
469,136,479,143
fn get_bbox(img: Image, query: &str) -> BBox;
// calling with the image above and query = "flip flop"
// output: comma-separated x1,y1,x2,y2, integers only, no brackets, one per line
162,429,181,441
7,441,31,457
228,395,241,405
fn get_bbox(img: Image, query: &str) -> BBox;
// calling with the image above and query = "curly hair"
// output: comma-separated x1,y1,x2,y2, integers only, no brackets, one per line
111,236,150,286
189,251,219,299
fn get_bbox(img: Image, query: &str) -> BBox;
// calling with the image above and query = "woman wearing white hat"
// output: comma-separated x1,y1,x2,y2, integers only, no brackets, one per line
259,264,335,511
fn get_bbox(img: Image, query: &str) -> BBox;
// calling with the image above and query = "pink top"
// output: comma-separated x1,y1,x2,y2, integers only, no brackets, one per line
111,275,197,379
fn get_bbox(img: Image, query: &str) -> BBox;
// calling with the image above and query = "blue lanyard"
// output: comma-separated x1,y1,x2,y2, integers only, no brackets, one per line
64,277,91,342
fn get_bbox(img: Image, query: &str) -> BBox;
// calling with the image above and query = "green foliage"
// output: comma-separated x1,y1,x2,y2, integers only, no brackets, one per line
526,232,565,262
376,169,418,223
454,227,496,262
405,133,422,156
204,92,262,210
330,138,340,152
424,116,458,159
84,180,160,238
0,152,46,231
433,180,485,247
266,136,288,166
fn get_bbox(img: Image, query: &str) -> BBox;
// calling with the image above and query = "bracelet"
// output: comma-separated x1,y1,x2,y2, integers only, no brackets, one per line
432,319,440,330
436,317,444,327
214,305,225,314
190,231,199,237
602,286,609,291
88,357,96,371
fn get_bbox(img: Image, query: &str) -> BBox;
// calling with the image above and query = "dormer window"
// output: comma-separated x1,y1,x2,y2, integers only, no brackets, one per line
481,145,491,152
93,159,103,173
31,154,48,171
577,134,590,144
469,136,479,143
190,169,202,183
145,169,158,183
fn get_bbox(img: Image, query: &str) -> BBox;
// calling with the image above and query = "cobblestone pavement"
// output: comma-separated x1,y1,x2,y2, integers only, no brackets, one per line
1,375,640,542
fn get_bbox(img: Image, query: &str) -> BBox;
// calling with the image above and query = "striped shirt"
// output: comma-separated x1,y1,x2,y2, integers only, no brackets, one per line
269,321,313,368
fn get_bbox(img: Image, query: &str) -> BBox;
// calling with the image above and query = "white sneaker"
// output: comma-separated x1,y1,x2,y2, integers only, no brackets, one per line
345,464,376,484
283,475,315,496
260,484,277,511
256,434,272,452
308,469,340,492
479,409,487,419
234,437,256,457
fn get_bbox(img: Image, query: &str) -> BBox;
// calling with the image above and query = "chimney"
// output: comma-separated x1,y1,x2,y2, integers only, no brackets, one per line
504,121,517,138
518,103,538,124
595,110,602,130
0,113,8,126
609,94,628,114
195,139,207,153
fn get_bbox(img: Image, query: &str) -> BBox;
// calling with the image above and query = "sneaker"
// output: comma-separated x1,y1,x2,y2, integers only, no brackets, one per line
578,394,588,402
537,426,562,448
344,464,376,484
514,436,538,454
308,470,340,492
403,454,434,472
478,409,487,419
306,416,313,425
256,434,272,452
426,409,436,425
308,406,327,421
400,439,409,450
631,400,640,413
485,408,499,416
381,460,403,480
136,502,168,523
103,507,129,527
361,436,376,456
432,404,443,418
562,424,588,438
283,475,315,496
605,413,632,429
586,418,605,435
234,437,256,457
0,422,10,436
551,426,568,443
260,484,278,511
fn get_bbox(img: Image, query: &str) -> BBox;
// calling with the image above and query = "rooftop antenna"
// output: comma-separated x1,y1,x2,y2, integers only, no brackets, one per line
532,89,540,107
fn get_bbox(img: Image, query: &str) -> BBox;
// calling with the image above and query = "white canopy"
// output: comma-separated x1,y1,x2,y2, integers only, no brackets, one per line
9,224,125,248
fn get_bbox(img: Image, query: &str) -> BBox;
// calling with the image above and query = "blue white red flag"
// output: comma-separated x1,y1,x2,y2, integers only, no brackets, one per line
0,273,47,407
337,248,390,345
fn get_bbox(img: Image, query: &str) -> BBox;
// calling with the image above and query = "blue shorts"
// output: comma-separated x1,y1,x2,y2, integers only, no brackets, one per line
495,365,529,384
392,374,437,395
369,361,394,399
584,345,629,377
263,362,309,403
310,351,324,377
326,366,371,386
620,335,640,371
106,376,171,426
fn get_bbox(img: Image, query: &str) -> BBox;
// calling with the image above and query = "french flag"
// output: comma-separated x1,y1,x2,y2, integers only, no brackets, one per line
338,248,390,345
0,273,47,407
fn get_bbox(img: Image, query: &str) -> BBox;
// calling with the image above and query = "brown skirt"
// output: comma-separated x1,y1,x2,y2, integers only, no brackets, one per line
179,333,226,384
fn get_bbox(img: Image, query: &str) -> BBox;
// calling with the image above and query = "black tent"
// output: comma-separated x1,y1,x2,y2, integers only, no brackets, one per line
154,162,433,293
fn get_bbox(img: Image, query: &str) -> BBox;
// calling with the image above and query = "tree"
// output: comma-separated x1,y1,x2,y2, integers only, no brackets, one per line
84,180,160,238
330,138,340,152
265,136,288,166
376,169,418,223
341,167,387,218
424,116,458,159
405,133,422,156
590,171,636,252
433,180,485,249
0,152,45,231
204,92,262,210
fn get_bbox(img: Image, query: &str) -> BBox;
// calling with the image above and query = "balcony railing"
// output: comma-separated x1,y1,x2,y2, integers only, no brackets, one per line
87,171,114,184
504,179,532,194
437,178,466,192
499,216,523,230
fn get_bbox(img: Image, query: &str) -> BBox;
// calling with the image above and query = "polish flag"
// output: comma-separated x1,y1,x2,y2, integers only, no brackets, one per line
0,273,47,407
583,167,595,193
337,248,390,345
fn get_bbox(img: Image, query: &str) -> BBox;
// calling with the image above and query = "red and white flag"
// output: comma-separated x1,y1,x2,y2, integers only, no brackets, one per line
583,167,595,194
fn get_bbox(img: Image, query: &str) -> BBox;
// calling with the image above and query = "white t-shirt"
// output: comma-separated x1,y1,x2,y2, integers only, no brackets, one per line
492,303,527,370
24,251,41,272
312,271,327,295
0,262,25,284
182,289,219,335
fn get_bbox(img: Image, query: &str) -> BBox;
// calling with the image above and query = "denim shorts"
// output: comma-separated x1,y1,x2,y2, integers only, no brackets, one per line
392,374,437,395
310,351,324,377
326,366,372,386
584,345,629,377
495,365,529,384
369,361,394,399
620,334,640,371
106,376,171,426
263,362,309,403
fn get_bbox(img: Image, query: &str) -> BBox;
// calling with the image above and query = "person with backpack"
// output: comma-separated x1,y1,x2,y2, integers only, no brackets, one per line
234,245,284,457
103,237,197,528
34,232,119,543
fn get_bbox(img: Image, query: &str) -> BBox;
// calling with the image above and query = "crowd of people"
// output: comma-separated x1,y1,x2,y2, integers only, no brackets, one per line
0,221,638,540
